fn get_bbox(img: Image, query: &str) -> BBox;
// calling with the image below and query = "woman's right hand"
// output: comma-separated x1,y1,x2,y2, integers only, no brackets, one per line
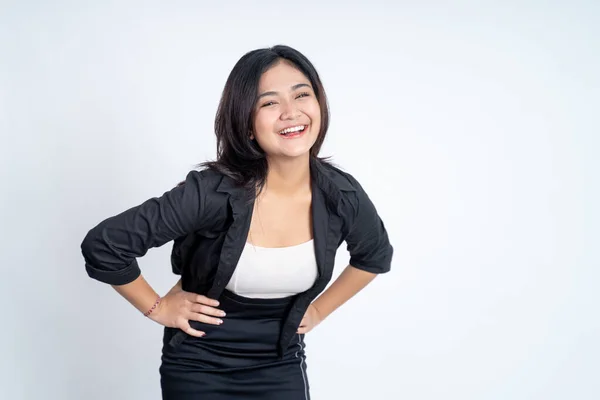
148,281,225,337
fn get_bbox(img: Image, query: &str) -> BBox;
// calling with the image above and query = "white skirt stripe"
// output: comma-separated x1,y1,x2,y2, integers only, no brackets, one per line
295,334,310,400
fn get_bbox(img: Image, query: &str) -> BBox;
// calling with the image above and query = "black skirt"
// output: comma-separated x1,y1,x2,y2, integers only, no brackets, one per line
159,289,310,399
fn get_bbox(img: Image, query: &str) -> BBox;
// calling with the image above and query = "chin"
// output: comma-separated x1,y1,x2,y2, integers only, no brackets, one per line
265,145,310,160
280,149,311,159
263,135,318,160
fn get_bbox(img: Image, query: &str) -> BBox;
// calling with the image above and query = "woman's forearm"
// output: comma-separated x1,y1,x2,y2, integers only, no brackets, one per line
311,265,377,320
111,274,161,315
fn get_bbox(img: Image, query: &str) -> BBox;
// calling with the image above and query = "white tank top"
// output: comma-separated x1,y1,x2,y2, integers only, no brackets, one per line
225,239,318,298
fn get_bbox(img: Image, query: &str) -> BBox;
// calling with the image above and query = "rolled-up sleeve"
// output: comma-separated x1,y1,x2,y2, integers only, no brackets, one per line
81,170,211,285
345,180,393,274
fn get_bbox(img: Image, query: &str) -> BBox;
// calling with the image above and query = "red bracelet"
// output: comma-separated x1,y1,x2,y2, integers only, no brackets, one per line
143,295,161,317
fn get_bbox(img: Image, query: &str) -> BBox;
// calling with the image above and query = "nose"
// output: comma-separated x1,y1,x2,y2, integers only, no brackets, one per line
279,100,300,120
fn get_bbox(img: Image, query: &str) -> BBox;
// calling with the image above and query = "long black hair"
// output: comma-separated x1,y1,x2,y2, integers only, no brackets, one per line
200,45,331,193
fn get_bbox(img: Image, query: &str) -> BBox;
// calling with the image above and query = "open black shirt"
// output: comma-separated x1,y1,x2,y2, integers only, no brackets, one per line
81,158,393,355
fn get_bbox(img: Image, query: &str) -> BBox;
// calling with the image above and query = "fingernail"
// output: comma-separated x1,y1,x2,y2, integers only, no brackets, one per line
217,319,223,324
220,311,226,317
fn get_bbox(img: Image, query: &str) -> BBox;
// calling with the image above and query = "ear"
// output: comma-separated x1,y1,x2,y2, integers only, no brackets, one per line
249,131,255,140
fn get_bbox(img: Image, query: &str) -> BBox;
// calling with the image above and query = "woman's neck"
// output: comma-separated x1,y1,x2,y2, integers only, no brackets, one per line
264,154,311,196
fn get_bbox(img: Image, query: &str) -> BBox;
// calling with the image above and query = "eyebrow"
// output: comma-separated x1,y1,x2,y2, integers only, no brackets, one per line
257,83,312,100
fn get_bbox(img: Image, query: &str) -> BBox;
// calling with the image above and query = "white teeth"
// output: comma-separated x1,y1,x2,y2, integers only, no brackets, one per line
279,125,305,134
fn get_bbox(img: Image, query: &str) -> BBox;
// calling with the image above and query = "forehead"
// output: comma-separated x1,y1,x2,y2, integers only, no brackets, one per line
258,61,311,91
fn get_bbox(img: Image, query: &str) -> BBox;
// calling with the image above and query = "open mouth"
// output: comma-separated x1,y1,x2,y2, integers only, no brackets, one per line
278,124,308,138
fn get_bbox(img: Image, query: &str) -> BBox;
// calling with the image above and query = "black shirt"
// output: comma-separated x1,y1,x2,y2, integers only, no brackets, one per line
81,157,393,355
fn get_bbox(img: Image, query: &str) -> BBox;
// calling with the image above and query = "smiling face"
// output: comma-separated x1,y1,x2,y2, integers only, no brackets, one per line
252,60,321,160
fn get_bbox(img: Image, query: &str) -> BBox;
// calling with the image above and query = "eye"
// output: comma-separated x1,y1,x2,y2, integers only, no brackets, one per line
261,101,276,107
296,92,310,99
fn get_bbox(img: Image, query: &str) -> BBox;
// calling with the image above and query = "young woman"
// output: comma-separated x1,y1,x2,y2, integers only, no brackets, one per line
81,44,393,399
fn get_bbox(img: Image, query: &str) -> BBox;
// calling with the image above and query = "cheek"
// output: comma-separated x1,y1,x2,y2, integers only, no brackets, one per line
306,102,321,123
253,113,273,137
252,114,275,147
253,111,266,130
307,104,321,126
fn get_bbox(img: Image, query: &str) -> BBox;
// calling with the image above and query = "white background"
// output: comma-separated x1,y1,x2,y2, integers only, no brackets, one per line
1,1,598,399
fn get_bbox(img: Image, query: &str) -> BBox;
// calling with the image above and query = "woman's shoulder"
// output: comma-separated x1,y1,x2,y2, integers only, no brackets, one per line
192,167,228,184
177,167,232,193
314,159,363,193
315,160,380,219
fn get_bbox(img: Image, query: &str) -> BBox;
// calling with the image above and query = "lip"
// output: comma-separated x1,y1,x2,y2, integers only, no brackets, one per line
278,124,309,139
277,123,308,134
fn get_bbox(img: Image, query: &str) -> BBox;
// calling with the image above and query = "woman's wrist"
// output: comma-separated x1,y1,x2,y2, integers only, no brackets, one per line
111,275,165,320
143,294,161,317
310,301,329,321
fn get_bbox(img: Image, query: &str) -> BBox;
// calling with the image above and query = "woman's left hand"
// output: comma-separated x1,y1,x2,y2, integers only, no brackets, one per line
297,304,324,334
